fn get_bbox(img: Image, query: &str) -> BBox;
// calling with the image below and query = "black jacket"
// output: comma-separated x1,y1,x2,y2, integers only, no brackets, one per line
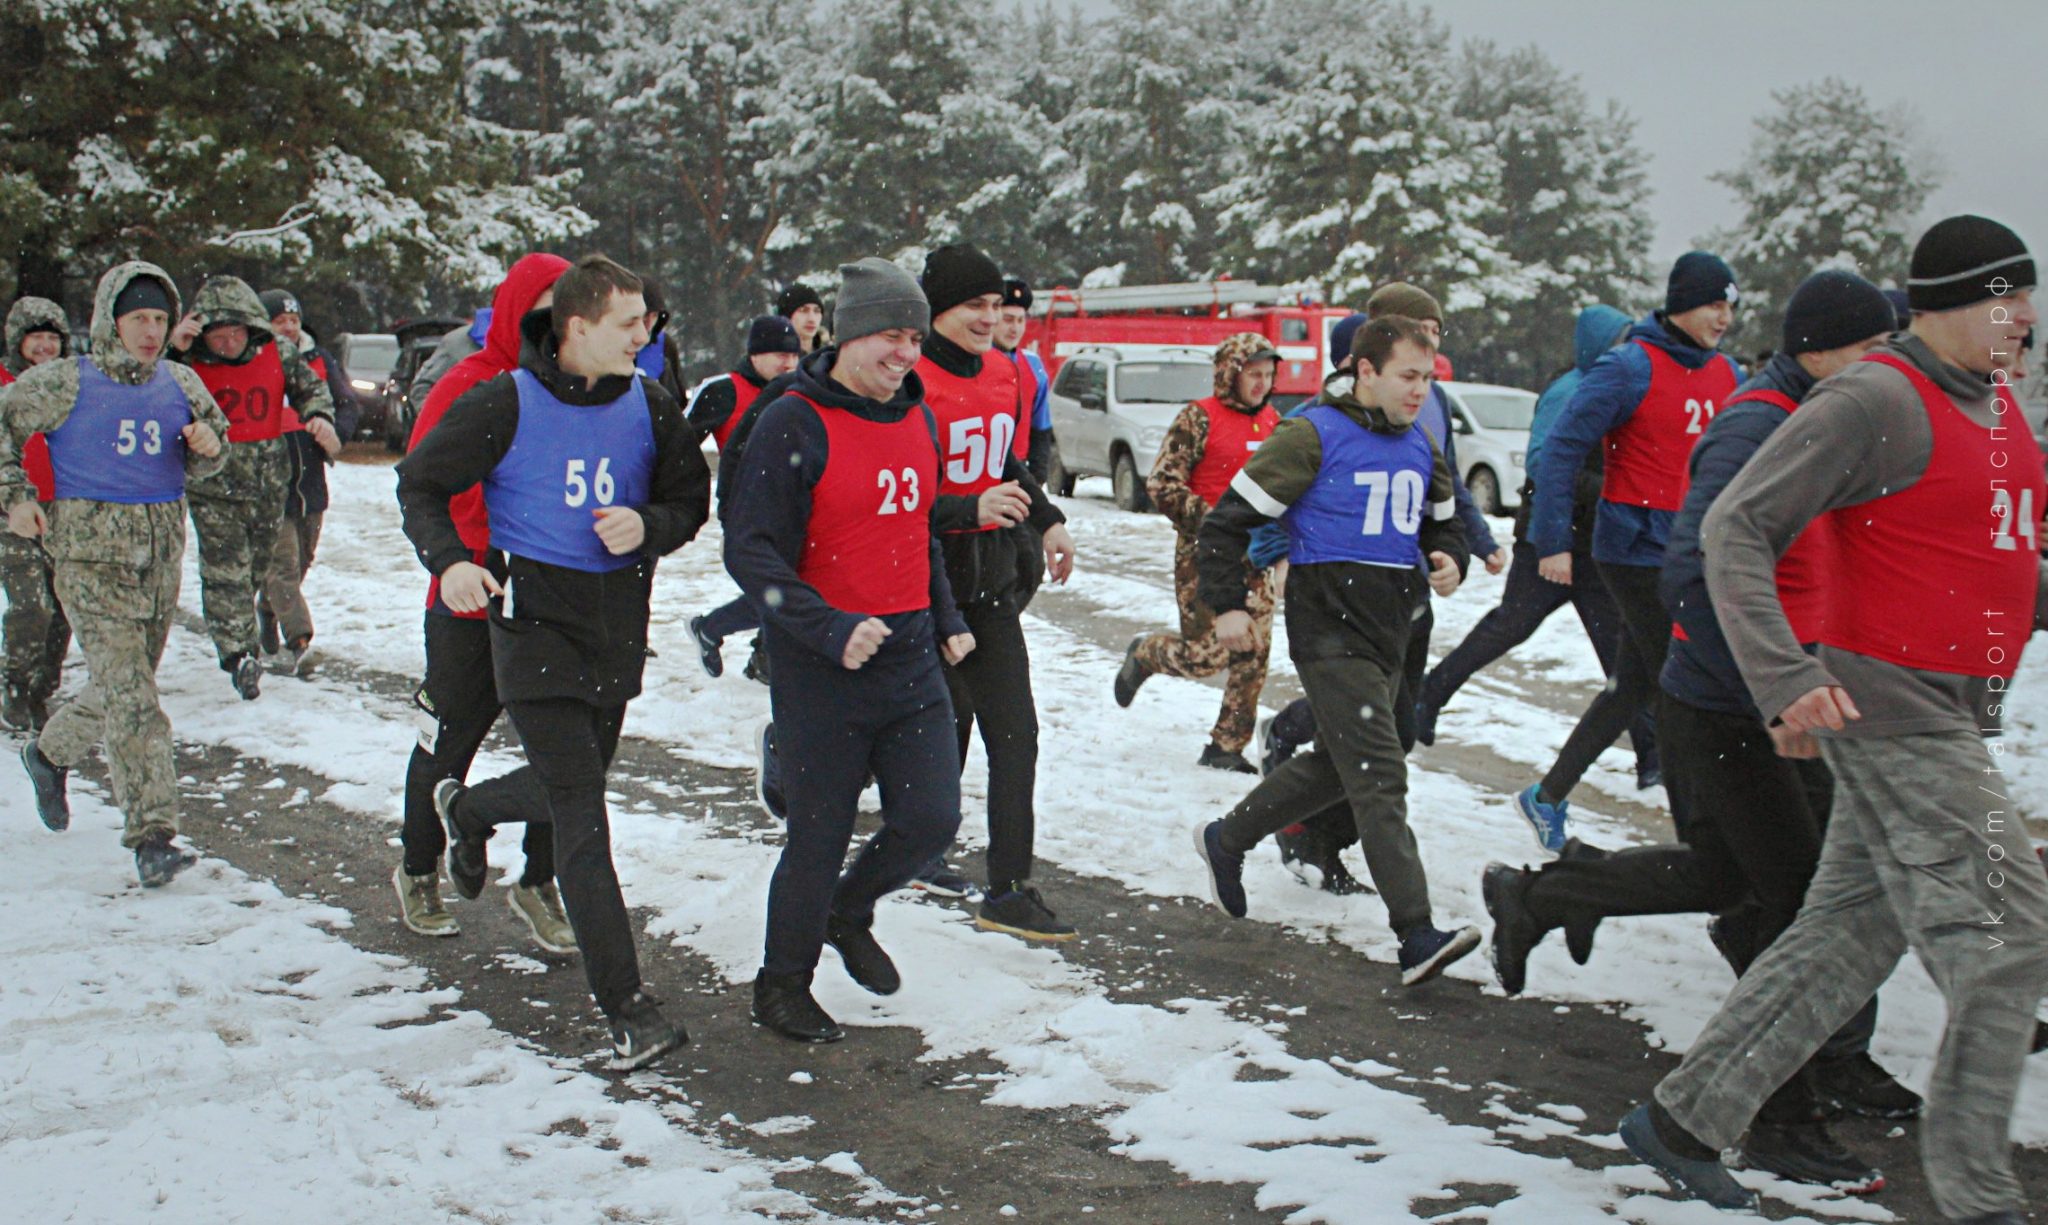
722,349,968,675
395,310,711,705
686,363,775,454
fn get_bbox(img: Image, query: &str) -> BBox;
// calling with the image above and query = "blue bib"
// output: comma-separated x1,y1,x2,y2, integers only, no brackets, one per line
45,357,191,504
484,370,656,572
1282,405,1435,567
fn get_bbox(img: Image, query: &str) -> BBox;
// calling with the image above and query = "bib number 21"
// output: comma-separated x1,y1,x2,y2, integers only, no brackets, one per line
564,458,616,507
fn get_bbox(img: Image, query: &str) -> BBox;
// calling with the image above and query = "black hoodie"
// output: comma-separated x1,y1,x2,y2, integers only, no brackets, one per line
395,309,711,704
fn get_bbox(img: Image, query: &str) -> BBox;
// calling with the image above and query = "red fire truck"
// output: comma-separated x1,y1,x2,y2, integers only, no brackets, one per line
1024,281,1352,409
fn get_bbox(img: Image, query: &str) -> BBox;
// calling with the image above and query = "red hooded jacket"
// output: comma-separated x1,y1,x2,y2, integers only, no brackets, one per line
408,253,570,615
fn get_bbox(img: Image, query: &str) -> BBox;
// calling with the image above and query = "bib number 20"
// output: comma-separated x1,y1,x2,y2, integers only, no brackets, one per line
1355,469,1425,537
564,458,616,507
116,419,164,456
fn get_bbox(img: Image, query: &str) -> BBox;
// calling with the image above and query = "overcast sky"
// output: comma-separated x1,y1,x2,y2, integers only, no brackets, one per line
1071,0,2042,277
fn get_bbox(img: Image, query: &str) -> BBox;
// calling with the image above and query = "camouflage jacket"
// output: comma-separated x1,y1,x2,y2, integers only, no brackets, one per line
174,275,334,502
0,261,230,568
2,295,72,377
1146,401,1213,540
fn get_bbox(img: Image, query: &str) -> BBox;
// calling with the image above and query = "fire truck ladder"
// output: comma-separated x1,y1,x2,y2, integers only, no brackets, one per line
1035,281,1299,317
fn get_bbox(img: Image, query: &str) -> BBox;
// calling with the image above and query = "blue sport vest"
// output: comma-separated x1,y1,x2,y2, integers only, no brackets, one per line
1282,405,1436,567
45,357,191,503
484,369,655,572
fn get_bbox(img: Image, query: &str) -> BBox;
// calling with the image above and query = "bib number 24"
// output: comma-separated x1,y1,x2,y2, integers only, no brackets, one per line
564,458,616,507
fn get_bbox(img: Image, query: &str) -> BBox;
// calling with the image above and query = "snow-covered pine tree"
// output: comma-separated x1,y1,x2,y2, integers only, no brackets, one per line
1705,77,1937,356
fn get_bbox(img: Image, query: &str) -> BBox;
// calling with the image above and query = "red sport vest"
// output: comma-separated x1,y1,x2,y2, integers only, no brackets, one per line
1601,340,1738,511
280,352,327,435
711,368,768,451
1009,350,1039,462
795,394,938,616
1820,353,2042,678
1187,396,1280,508
0,368,52,501
1723,387,1838,644
918,350,1024,533
193,343,289,443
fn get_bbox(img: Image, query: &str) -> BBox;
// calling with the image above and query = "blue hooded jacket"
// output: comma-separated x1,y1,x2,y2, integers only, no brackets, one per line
1527,312,1743,566
467,307,493,348
1527,304,1631,471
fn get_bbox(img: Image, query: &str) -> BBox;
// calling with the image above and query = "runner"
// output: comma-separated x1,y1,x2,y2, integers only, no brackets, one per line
992,277,1055,484
253,287,353,673
777,283,830,354
0,295,75,730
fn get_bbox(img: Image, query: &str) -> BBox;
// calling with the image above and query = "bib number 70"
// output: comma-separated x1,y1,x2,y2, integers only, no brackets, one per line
1355,469,1425,536
564,458,616,507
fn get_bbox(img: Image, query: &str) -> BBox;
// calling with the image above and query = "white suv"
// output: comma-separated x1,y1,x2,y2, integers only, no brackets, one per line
1044,346,1214,512
1438,380,1536,515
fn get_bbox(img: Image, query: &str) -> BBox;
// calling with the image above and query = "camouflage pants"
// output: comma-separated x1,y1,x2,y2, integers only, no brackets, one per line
1134,535,1275,752
40,556,182,848
188,491,285,666
1656,731,2048,1220
257,511,322,647
0,528,70,701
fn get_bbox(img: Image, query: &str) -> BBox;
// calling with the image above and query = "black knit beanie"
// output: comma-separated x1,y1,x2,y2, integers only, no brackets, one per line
774,283,822,317
1907,215,2035,313
113,276,173,320
920,243,1004,319
1780,270,1897,355
1002,277,1033,311
1665,251,1739,316
747,315,802,355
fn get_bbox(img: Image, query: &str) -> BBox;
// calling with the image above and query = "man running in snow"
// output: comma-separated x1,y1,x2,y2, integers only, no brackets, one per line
2,262,228,886
992,277,1055,485
398,253,710,1070
1114,333,1282,774
0,295,76,730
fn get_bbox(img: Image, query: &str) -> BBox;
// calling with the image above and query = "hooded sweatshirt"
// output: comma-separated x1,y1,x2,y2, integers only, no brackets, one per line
1516,304,1632,548
1,296,76,502
406,252,571,617
176,276,335,503
0,262,230,568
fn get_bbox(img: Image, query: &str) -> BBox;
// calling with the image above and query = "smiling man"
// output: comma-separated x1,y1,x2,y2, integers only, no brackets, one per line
0,295,75,730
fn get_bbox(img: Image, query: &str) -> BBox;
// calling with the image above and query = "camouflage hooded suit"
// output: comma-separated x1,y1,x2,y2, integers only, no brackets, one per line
177,276,334,668
0,296,76,716
0,262,230,847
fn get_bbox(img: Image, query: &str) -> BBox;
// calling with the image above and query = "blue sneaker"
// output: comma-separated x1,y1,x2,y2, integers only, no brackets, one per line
1515,784,1570,855
1193,821,1247,918
1618,1103,1759,1212
1397,923,1481,986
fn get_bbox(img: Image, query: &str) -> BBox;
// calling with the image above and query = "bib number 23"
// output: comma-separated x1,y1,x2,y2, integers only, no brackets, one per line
564,458,616,508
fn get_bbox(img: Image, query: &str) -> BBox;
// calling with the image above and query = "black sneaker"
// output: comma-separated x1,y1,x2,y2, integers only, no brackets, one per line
1197,743,1257,774
21,737,68,831
977,883,1078,941
825,913,901,994
751,971,844,1043
911,857,975,899
755,722,786,820
1112,635,1151,707
1741,1120,1883,1194
1636,760,1663,790
607,991,687,1071
1308,840,1369,896
1414,697,1439,748
1193,820,1247,918
1254,715,1294,777
1618,1102,1758,1212
1812,1052,1923,1120
1397,922,1481,986
1276,823,1309,878
1557,838,1608,965
436,777,488,900
742,643,770,686
1481,863,1543,995
135,830,198,888
0,681,32,732
687,614,724,679
230,652,262,701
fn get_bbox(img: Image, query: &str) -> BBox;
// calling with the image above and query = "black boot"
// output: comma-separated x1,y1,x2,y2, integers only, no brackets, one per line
607,991,687,1070
21,737,68,831
826,913,901,994
751,971,844,1043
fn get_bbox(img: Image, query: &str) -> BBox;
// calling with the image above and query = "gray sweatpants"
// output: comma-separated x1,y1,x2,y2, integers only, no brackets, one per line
1654,730,2048,1220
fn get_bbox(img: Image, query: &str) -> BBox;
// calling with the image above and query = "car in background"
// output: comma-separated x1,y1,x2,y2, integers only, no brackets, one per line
1045,345,1214,512
377,317,467,451
1438,380,1536,515
331,331,399,441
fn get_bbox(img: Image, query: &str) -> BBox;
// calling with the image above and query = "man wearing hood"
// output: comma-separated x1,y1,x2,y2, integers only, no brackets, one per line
724,257,975,1043
1,262,228,886
1519,253,1743,849
398,253,710,1070
1113,332,1282,774
168,275,339,700
0,296,76,729
394,252,569,949
255,288,354,672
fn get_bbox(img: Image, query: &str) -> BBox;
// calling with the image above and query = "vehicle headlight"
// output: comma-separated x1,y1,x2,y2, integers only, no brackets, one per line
350,378,379,392
1139,426,1166,451
1511,451,1525,467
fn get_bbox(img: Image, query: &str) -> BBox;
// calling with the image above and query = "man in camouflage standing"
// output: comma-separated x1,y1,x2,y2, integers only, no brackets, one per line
168,276,338,699
1,261,228,886
0,295,75,730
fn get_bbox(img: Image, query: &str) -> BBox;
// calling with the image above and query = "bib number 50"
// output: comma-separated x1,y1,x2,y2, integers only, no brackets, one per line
564,458,616,507
946,416,1016,485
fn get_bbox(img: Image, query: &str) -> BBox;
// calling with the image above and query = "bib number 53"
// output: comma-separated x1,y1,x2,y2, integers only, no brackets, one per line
564,458,616,507
116,418,164,456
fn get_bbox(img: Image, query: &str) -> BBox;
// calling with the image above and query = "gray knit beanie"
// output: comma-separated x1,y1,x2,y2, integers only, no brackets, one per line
834,258,929,344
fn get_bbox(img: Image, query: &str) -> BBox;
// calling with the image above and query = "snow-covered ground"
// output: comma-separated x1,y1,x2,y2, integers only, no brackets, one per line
4,459,2046,1222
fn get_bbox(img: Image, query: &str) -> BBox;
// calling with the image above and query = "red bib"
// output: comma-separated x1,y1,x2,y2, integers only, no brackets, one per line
919,351,1023,532
193,343,289,443
1722,387,1839,644
1820,353,2042,678
280,352,327,435
1187,396,1280,508
711,369,767,451
0,368,52,501
796,394,938,616
1602,340,1737,511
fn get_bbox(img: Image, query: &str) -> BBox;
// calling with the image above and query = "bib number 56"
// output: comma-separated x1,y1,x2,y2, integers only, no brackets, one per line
564,458,616,507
